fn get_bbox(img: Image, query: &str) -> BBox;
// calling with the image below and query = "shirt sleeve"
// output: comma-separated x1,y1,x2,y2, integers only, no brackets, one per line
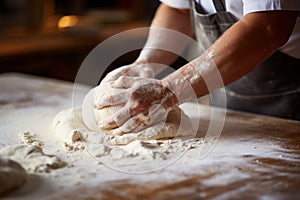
243,0,300,15
159,0,190,9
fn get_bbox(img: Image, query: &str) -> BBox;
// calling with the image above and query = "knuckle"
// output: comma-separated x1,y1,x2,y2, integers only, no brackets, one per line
114,110,127,123
120,76,127,87
113,115,121,125
123,123,134,132
108,121,116,127
130,101,140,111
108,95,114,104
118,75,126,81
128,106,136,116
133,116,142,124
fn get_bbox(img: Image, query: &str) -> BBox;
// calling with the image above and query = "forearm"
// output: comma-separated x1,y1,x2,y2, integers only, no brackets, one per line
135,3,193,75
164,11,298,104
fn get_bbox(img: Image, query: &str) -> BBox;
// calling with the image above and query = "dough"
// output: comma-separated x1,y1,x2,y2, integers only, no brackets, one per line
0,157,27,196
54,82,194,146
0,145,66,173
54,106,193,146
53,107,88,144
81,82,124,133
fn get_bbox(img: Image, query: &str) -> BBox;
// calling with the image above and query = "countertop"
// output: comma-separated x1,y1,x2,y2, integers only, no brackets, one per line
0,73,299,200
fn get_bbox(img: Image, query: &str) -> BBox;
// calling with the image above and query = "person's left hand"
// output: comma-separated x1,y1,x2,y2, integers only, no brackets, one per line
95,76,178,135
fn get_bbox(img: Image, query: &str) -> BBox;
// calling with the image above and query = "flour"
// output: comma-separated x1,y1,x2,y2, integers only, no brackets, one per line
0,145,66,173
189,51,214,84
6,73,299,199
56,81,195,146
53,106,204,172
53,80,198,172
19,131,43,146
53,105,199,172
0,157,27,196
62,142,85,152
54,106,194,146
85,137,204,172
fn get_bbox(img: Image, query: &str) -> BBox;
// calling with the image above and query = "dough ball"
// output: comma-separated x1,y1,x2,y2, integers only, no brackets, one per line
94,82,124,125
82,82,125,132
58,106,194,146
0,157,27,196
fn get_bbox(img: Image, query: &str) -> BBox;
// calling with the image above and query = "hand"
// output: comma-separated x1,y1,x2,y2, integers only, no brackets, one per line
95,76,178,135
102,63,155,82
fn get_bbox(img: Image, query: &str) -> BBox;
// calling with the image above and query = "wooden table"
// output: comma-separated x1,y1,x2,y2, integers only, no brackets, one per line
0,73,299,200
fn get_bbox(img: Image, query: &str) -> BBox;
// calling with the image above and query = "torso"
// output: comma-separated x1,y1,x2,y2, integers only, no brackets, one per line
195,0,300,59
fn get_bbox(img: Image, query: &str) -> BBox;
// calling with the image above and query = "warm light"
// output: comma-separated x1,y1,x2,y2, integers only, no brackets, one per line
58,15,78,29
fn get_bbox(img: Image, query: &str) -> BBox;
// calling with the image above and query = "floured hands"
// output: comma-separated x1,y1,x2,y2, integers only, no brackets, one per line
95,76,178,135
102,63,155,82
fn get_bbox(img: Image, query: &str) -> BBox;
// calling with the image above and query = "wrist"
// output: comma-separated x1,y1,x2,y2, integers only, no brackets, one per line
161,80,179,108
162,73,195,105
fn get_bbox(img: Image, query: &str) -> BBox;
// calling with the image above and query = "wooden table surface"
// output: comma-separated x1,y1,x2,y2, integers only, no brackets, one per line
0,73,299,200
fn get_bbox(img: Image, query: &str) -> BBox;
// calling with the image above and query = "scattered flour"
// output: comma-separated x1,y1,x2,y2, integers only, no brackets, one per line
19,131,43,146
0,145,66,173
84,137,204,172
52,81,199,172
53,107,203,172
54,106,194,146
62,142,85,152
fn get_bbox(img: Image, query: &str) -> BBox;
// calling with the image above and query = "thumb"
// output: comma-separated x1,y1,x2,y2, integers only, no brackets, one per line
111,76,144,88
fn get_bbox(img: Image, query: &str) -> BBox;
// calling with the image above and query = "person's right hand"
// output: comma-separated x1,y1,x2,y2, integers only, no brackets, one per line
102,63,155,82
95,76,178,135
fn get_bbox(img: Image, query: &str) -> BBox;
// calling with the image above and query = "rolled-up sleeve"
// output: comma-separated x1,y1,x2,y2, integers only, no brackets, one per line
243,0,300,15
159,0,190,9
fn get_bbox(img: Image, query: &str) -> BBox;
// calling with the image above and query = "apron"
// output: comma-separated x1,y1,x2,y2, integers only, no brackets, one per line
190,0,300,120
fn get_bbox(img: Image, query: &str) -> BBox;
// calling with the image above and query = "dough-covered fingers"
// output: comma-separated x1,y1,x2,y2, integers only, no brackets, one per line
131,104,169,133
148,103,169,124
99,104,168,134
108,114,150,135
94,91,128,109
102,64,155,82
112,76,148,89
102,68,125,82
98,107,131,130
96,78,178,135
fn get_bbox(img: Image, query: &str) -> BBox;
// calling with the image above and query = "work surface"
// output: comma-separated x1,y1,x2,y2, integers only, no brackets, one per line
0,73,300,200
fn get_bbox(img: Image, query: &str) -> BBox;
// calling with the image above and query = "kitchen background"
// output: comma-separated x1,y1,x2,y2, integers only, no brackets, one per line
0,0,163,82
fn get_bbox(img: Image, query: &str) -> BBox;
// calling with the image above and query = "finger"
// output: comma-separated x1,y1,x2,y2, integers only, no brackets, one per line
111,76,144,89
103,66,138,82
130,119,151,133
102,69,123,82
94,91,128,109
98,107,131,130
148,104,168,124
132,105,167,133
108,113,149,135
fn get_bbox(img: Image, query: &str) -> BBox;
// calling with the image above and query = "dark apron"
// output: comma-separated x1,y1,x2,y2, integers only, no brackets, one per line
190,0,300,120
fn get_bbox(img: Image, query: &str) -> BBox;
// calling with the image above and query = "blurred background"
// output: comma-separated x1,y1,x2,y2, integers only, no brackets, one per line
0,0,160,82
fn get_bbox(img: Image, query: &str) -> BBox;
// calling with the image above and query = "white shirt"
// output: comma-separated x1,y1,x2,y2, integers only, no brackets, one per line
159,0,300,59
